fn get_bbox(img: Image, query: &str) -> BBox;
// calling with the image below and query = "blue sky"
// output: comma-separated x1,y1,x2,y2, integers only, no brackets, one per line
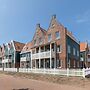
0,0,90,44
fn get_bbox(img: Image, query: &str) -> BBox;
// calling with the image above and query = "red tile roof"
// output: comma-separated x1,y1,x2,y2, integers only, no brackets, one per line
80,42,88,52
21,42,32,53
13,41,25,52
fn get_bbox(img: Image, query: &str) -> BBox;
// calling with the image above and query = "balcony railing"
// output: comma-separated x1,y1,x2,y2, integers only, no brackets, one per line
32,51,55,60
21,57,30,62
2,59,12,63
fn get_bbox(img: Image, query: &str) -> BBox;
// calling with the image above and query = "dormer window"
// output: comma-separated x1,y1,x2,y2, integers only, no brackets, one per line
48,34,52,42
55,31,60,39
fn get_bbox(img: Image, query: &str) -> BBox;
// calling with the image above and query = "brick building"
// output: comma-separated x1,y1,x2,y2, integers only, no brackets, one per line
20,15,80,69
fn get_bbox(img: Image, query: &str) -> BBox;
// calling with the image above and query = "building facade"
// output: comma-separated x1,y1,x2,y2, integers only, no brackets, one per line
20,42,31,68
2,40,25,68
87,46,90,67
80,42,89,68
20,15,80,69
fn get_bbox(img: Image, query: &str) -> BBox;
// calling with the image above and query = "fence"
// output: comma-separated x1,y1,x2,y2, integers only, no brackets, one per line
0,68,90,78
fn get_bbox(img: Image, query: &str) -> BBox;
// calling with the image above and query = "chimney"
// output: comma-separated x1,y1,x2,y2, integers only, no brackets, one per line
52,14,56,19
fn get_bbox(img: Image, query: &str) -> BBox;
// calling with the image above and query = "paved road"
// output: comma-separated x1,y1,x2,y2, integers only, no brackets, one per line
0,74,88,90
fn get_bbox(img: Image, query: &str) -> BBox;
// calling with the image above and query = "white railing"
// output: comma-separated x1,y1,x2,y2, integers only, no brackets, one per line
21,57,27,62
4,68,17,72
18,68,84,77
0,68,3,71
40,51,50,59
32,53,39,59
32,51,55,59
0,68,90,78
2,59,12,63
20,57,30,62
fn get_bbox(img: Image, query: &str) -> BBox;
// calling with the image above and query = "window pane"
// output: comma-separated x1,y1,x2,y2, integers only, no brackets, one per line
68,45,71,54
48,34,52,42
57,45,62,52
73,48,76,55
77,50,79,56
39,38,42,44
56,31,60,39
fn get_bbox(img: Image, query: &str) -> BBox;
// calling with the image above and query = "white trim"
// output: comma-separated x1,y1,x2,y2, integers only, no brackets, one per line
31,50,32,69
11,40,16,51
39,47,41,68
20,51,31,54
2,59,12,63
50,43,52,69
14,51,16,64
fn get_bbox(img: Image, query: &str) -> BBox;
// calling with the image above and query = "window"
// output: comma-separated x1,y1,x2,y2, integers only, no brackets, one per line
77,50,79,57
55,31,60,39
57,60,63,68
39,37,42,44
57,45,62,53
73,48,76,55
74,60,75,68
68,45,71,54
34,40,36,45
26,53,30,58
57,59,60,68
48,34,52,42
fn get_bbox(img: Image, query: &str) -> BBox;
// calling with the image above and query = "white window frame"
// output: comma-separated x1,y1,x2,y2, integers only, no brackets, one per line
77,50,79,57
48,34,52,42
73,48,76,55
68,45,71,54
55,31,60,39
57,45,62,53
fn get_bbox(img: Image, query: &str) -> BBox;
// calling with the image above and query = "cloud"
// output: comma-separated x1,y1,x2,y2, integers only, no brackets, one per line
76,10,90,23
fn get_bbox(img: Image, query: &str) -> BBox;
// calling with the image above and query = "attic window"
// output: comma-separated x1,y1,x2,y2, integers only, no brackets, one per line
48,34,52,42
55,31,60,39
39,38,42,44
51,24,55,28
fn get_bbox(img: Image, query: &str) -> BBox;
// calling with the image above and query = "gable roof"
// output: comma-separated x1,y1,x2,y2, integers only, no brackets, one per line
66,29,79,44
32,24,47,41
21,42,32,53
13,41,25,52
48,15,65,30
21,15,80,51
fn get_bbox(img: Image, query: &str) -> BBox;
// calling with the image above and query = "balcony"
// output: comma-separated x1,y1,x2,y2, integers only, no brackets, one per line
2,59,12,63
32,51,55,60
21,57,30,62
